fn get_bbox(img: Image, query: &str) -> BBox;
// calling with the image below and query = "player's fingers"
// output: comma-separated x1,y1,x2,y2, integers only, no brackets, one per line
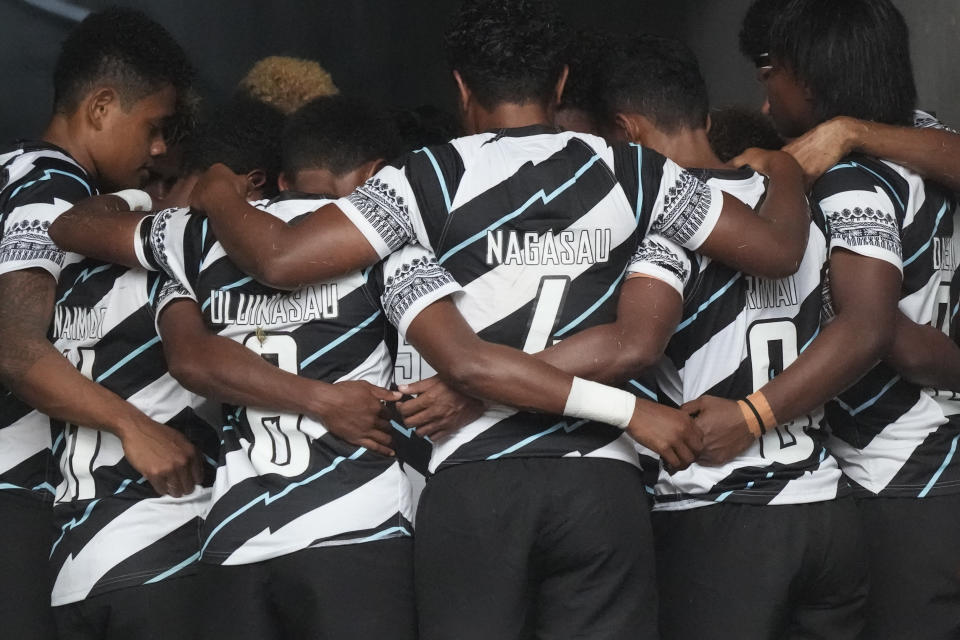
672,439,696,470
680,397,705,416
415,423,450,440
146,475,169,497
397,377,438,396
659,447,682,474
369,386,403,402
396,394,432,419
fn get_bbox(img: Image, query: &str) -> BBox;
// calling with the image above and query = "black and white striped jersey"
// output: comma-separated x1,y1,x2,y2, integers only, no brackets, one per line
816,154,960,498
141,194,458,566
335,125,727,472
48,260,216,606
0,142,94,502
630,168,844,508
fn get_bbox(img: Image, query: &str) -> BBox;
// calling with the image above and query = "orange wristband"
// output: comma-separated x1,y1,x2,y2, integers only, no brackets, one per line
738,400,764,438
746,391,777,432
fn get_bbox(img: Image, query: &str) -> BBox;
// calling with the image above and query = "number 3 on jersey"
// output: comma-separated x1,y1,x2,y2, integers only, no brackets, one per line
243,333,311,477
746,319,815,464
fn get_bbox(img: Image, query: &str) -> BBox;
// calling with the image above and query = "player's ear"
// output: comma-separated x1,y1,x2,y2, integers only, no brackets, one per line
244,169,267,199
361,158,383,181
452,70,471,112
613,113,640,143
277,172,292,192
705,113,712,134
86,87,119,131
553,65,569,106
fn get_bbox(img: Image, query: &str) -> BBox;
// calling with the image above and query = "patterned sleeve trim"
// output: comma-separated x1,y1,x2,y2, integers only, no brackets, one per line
655,170,722,249
340,177,415,257
381,252,461,336
152,277,197,337
148,208,177,279
0,217,63,272
825,206,902,260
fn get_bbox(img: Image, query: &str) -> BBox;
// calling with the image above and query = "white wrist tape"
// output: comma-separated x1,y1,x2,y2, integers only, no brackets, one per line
563,377,636,429
132,216,154,271
111,189,153,211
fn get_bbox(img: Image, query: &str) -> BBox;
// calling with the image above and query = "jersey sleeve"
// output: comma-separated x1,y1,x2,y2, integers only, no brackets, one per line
647,157,724,251
146,207,207,301
334,159,429,258
814,166,903,272
0,170,93,281
376,244,462,337
150,273,197,334
913,109,958,134
626,234,692,297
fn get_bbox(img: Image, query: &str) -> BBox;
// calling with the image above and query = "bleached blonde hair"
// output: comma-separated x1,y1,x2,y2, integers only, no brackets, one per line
237,56,339,115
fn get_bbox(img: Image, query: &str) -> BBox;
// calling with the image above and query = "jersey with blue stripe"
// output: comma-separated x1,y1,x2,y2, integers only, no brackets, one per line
0,142,94,502
335,125,727,472
816,154,960,497
48,255,217,606
629,168,845,509
142,194,458,566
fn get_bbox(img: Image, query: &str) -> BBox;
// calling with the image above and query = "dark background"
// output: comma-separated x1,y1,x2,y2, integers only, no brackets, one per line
0,0,957,143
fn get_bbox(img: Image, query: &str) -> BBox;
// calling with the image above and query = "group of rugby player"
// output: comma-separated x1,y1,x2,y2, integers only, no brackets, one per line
1,0,959,638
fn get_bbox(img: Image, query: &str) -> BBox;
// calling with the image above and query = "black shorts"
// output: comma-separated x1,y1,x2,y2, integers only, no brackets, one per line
652,497,867,640
857,493,960,640
415,457,658,640
0,490,56,640
197,537,416,640
52,573,201,640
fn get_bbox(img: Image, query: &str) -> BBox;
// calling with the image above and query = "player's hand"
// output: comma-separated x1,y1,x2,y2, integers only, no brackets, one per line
625,398,703,472
320,380,400,456
783,116,861,189
119,417,202,498
189,163,247,213
683,395,756,466
396,376,485,440
730,148,804,182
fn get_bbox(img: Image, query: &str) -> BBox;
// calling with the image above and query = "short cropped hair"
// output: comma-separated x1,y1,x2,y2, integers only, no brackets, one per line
53,8,193,113
237,56,339,115
281,95,401,178
182,95,285,196
770,0,916,126
602,35,709,133
392,105,462,153
444,0,569,110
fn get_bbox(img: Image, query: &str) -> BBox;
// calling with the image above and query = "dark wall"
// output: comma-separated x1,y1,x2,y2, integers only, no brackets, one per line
0,0,956,144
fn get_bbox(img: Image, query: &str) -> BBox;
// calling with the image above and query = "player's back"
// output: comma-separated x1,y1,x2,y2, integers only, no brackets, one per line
815,154,960,497
382,127,646,471
635,168,842,508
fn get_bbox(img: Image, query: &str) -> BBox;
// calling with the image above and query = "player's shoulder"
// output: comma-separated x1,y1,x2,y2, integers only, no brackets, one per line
812,153,909,207
1,141,92,198
260,191,336,224
694,166,765,209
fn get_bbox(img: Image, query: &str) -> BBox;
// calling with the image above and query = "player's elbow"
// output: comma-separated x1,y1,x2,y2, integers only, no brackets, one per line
164,348,210,394
609,341,660,384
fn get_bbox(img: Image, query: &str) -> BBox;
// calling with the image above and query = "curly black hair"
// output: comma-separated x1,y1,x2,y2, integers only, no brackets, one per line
770,0,915,127
53,7,193,114
282,95,402,177
444,0,569,110
707,107,784,162
601,34,709,133
182,95,285,197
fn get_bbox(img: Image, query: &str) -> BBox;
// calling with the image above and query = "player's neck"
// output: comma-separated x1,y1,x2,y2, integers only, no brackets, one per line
642,127,729,171
42,114,97,179
467,101,554,134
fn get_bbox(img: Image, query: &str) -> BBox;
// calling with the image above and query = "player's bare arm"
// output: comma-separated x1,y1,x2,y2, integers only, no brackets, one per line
785,116,960,191
404,297,703,471
158,299,400,456
687,250,901,466
190,163,380,288
886,311,960,391
48,193,148,269
697,149,810,279
398,274,682,439
0,269,201,496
